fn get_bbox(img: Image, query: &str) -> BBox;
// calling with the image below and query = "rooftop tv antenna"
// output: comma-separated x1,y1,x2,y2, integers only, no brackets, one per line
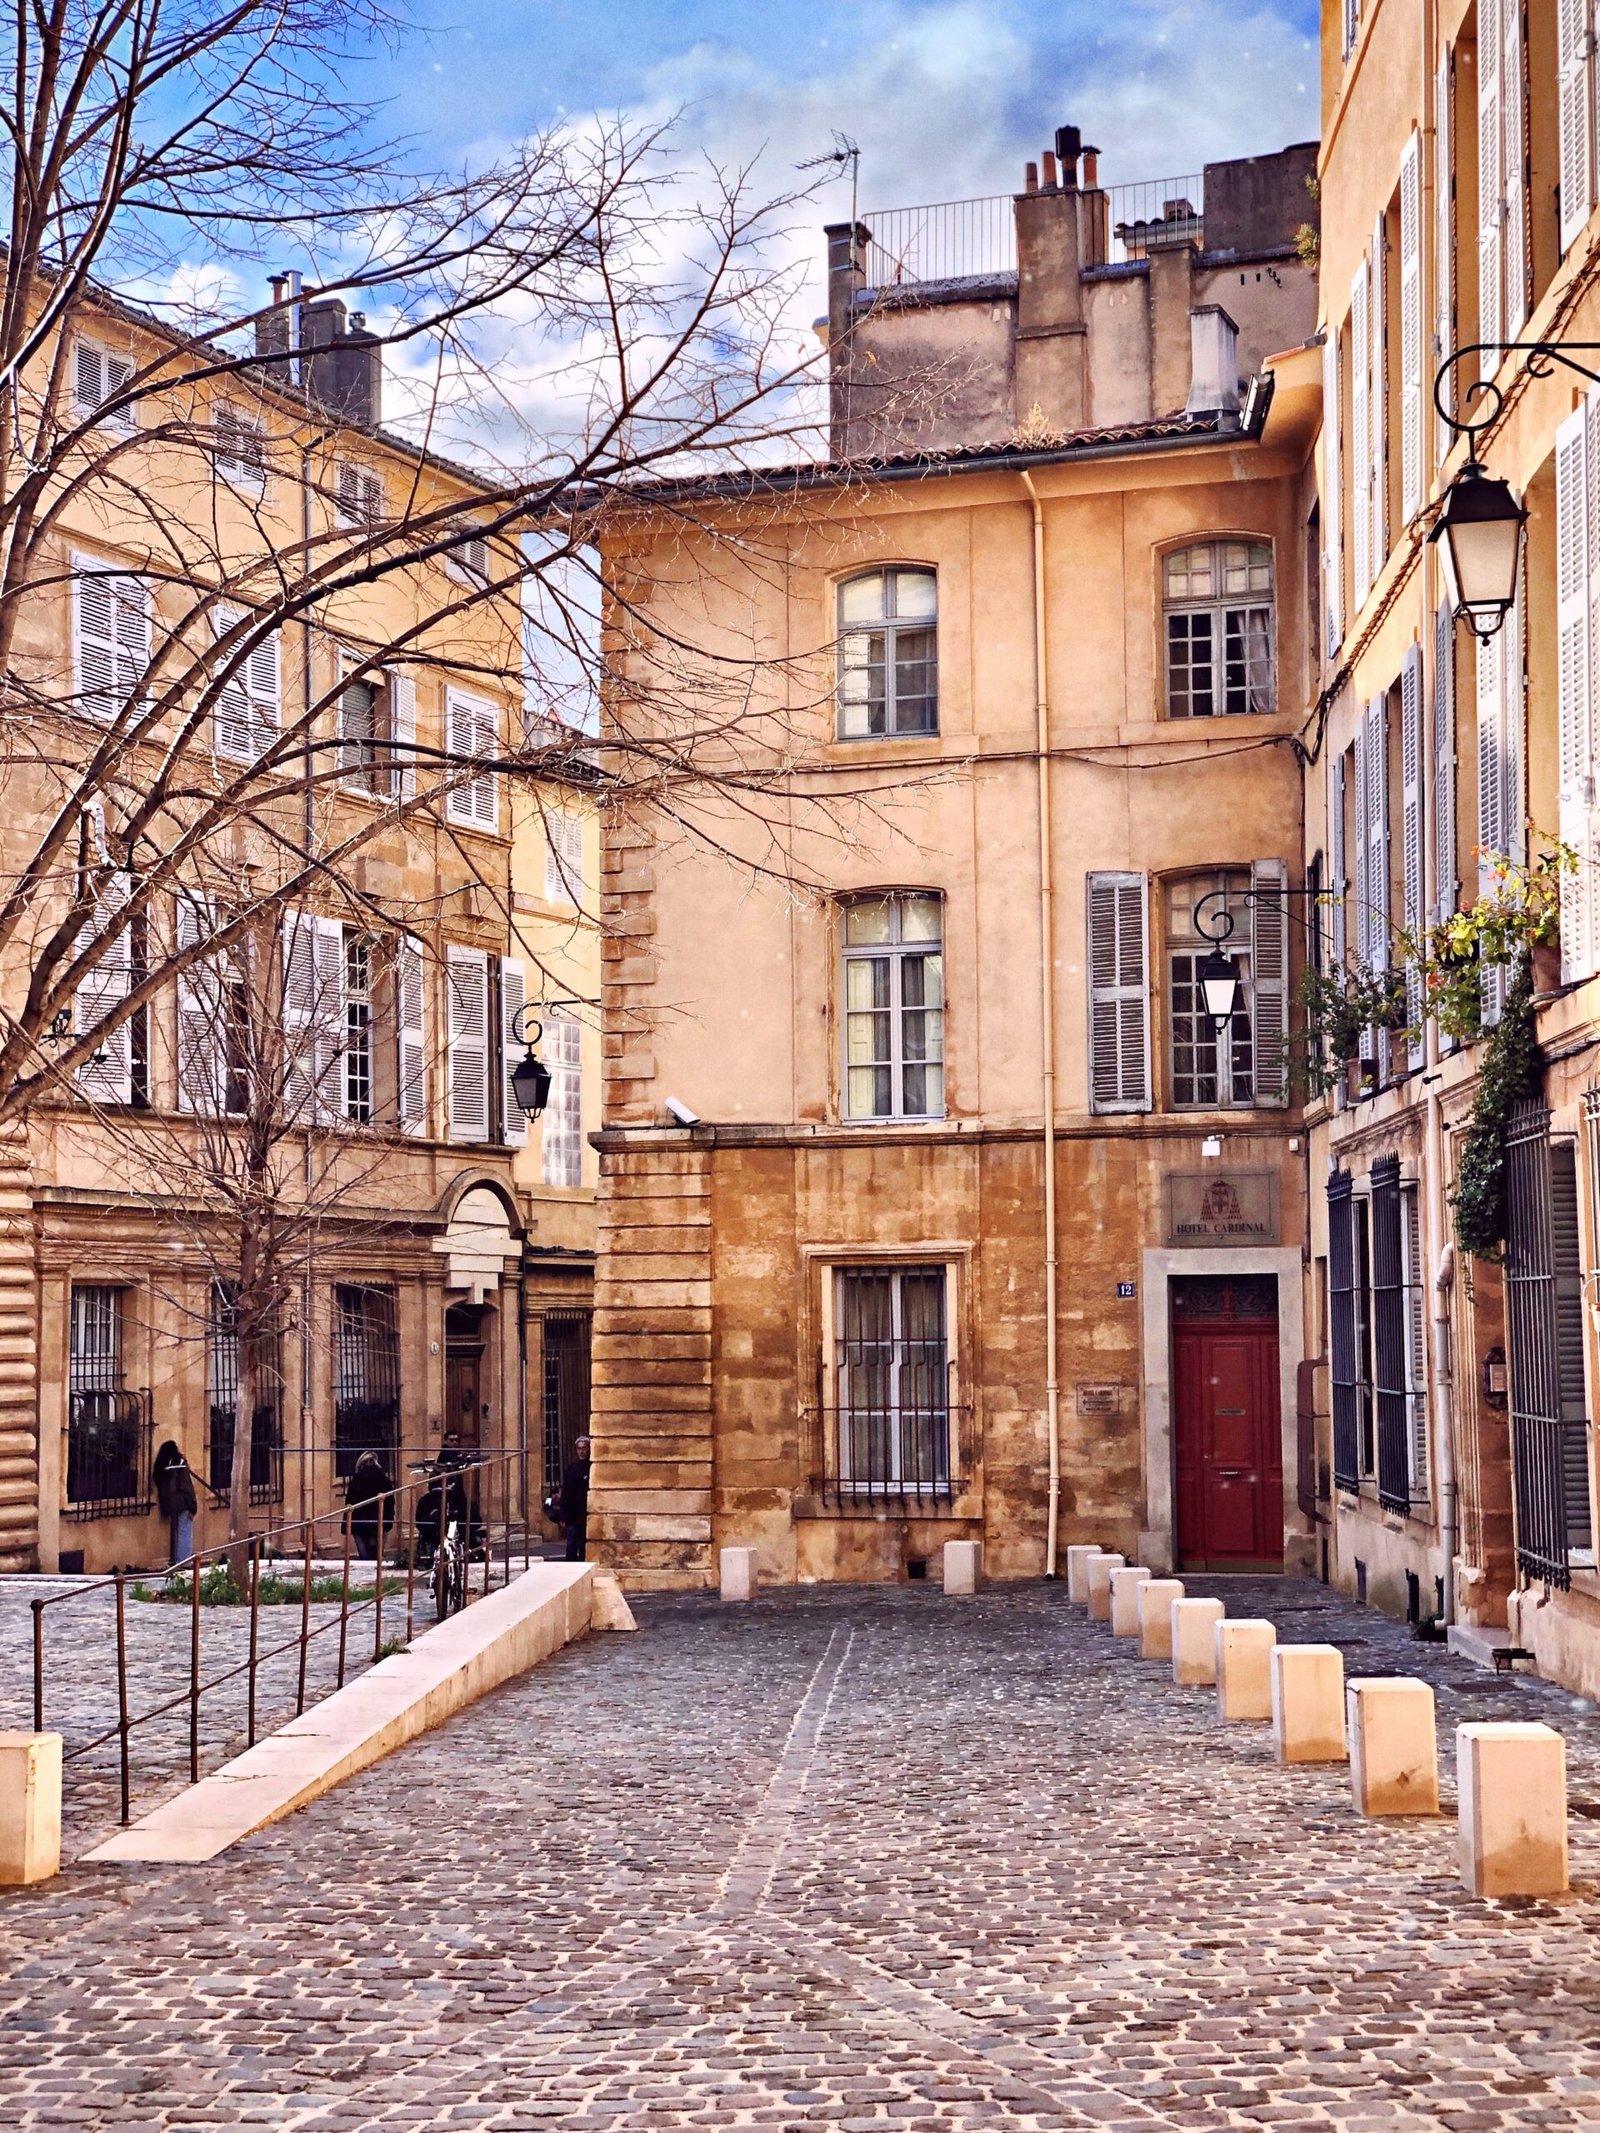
798,132,861,241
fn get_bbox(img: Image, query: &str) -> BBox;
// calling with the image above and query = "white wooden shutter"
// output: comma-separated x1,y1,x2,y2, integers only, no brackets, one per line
446,945,491,1141
74,878,133,1105
244,629,278,757
1353,717,1369,978
396,936,428,1134
545,812,584,902
1477,627,1506,1025
213,610,278,761
282,911,344,1124
1504,560,1526,870
445,691,498,831
1434,602,1458,926
1369,213,1388,571
1343,0,1359,58
1086,872,1150,1114
1331,749,1348,970
1502,0,1528,337
73,556,147,724
1350,267,1372,607
174,893,226,1115
1434,54,1456,472
1479,0,1504,355
1399,134,1424,523
338,659,375,783
1560,0,1595,253
73,342,135,433
1366,696,1391,1078
1323,330,1344,655
1403,1186,1431,1493
389,673,417,802
500,955,527,1146
1401,646,1426,1066
1250,858,1289,1105
1558,402,1595,981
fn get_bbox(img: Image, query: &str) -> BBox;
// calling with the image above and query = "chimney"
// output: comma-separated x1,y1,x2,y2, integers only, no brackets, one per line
824,219,874,458
1186,305,1241,421
1041,150,1059,192
1082,145,1100,189
255,269,300,377
1054,125,1082,190
298,295,382,430
1024,161,1039,194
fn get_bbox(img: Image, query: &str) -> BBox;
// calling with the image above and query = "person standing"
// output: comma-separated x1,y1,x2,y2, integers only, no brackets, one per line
558,1434,591,1562
152,1439,198,1567
345,1449,393,1562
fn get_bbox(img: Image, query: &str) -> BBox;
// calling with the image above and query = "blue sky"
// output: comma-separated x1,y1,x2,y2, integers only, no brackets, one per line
365,0,1321,230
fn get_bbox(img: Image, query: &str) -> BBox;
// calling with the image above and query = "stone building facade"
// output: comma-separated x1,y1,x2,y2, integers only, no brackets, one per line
590,135,1324,1590
0,281,598,1575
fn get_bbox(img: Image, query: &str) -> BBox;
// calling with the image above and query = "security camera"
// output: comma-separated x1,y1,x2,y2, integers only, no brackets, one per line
664,1096,700,1127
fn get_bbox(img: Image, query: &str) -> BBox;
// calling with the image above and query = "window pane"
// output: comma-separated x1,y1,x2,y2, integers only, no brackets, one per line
889,626,937,732
846,1009,890,1064
1223,607,1274,715
845,900,893,946
898,896,942,944
839,573,886,623
839,629,887,736
1166,611,1214,717
848,1064,891,1117
890,569,937,620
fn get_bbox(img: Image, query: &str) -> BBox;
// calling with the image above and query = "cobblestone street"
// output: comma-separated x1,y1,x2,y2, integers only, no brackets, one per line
6,1577,1600,2130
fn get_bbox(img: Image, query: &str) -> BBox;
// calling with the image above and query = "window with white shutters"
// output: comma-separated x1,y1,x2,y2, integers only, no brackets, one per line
73,556,149,724
390,673,417,803
1362,695,1392,1082
336,461,384,528
1558,397,1596,982
1402,1182,1430,1498
1434,604,1459,927
1323,330,1344,655
1402,647,1425,1069
74,876,134,1106
446,945,491,1142
338,659,384,793
73,341,136,435
540,1016,583,1188
445,690,499,831
1342,0,1359,60
1435,54,1456,472
213,404,266,490
396,937,428,1135
1250,859,1290,1106
545,811,585,901
1331,748,1348,973
1501,0,1529,336
1480,0,1504,353
1087,872,1150,1113
1560,0,1596,254
500,955,526,1146
175,893,242,1117
1398,137,1424,524
1369,211,1388,573
281,910,345,1126
1350,266,1372,606
212,609,279,762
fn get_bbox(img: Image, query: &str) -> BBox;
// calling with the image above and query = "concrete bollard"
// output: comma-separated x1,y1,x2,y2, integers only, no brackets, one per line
1137,1578,1185,1661
1215,1620,1277,1720
0,1733,62,1886
1064,1544,1104,1603
943,1539,980,1595
1085,1551,1125,1621
719,1546,758,1603
1171,1596,1225,1685
1270,1645,1347,1764
1458,1722,1569,1897
1109,1564,1152,1637
1347,1677,1439,1815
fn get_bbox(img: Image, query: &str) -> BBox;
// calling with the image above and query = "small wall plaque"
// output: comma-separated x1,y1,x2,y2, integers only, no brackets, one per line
1116,1280,1137,1299
1163,1169,1279,1248
1077,1382,1123,1415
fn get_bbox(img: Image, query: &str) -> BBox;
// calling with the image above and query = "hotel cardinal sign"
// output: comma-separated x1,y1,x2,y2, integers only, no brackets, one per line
1163,1171,1279,1248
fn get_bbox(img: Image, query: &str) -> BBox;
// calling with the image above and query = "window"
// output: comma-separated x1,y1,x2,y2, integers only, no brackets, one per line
74,871,137,1107
345,934,373,1124
1560,2,1597,254
836,568,938,738
1371,1156,1416,1513
1402,1182,1429,1499
1167,872,1264,1108
176,895,251,1118
830,1265,951,1499
339,666,385,792
542,1311,592,1500
333,1283,400,1480
1478,0,1529,347
206,1282,283,1505
1163,542,1274,717
1329,1169,1359,1492
214,404,266,490
336,461,384,529
540,1014,583,1187
1353,1193,1376,1477
1087,873,1151,1114
841,892,944,1120
446,530,489,585
73,556,149,724
445,690,499,832
66,1284,147,1514
396,937,428,1135
212,610,279,762
73,340,136,435
545,811,584,903
446,945,491,1141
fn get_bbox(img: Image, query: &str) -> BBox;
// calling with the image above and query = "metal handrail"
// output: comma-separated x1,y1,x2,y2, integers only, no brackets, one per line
30,1444,536,1825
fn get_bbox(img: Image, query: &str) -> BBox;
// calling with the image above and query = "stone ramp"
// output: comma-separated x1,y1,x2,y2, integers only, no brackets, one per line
85,1562,595,1864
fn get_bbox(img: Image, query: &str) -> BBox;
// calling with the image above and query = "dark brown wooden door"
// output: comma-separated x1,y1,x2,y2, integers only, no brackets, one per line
1174,1315,1282,1571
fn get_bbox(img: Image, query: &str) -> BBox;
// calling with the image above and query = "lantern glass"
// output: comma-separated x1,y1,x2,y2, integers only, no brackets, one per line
1430,465,1526,632
511,1049,552,1118
1198,948,1242,1031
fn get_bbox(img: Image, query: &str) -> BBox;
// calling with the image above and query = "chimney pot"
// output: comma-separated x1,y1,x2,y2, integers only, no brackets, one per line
1025,161,1039,194
1042,150,1059,191
1054,123,1082,190
1082,147,1100,188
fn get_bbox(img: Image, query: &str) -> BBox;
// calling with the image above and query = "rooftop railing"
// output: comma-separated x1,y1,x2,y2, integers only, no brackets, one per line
858,173,1207,289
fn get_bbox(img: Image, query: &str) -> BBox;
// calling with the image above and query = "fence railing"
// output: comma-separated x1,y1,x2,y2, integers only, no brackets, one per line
857,175,1208,290
31,1444,539,1826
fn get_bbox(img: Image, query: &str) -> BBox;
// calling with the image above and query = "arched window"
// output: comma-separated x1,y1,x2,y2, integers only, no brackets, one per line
841,892,944,1119
837,568,938,738
1163,541,1275,717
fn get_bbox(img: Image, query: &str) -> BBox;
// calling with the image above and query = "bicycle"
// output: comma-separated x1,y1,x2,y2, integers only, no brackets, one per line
410,1455,478,1620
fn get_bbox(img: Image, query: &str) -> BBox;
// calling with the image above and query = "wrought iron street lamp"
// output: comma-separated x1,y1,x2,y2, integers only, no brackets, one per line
508,1000,585,1119
1191,883,1324,1036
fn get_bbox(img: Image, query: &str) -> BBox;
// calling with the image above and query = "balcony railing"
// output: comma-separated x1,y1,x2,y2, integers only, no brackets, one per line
65,1387,153,1519
858,173,1207,291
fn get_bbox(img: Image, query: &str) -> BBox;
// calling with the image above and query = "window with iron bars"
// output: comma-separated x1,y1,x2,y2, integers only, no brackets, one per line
828,1265,952,1502
333,1283,400,1480
541,1311,592,1500
66,1283,150,1514
206,1281,284,1504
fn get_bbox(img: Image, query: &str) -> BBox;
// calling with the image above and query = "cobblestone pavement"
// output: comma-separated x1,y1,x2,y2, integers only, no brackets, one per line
6,1576,1600,2130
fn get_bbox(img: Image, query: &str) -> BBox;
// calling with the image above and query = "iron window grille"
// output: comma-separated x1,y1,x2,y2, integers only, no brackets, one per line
1328,1169,1360,1493
1167,872,1255,1106
206,1281,284,1505
541,1311,592,1500
842,892,945,1121
1163,540,1275,717
825,1266,954,1504
836,568,938,738
333,1283,400,1480
1505,1102,1594,1588
65,1284,151,1516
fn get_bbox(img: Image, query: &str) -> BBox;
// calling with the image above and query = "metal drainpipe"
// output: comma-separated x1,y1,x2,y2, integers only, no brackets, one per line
1021,471,1062,1577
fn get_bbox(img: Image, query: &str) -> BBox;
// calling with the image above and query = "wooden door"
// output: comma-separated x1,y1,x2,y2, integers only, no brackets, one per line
1174,1307,1282,1571
445,1343,482,1446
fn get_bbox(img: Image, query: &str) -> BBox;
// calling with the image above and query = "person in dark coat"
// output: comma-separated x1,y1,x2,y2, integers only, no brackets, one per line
345,1450,393,1562
152,1439,198,1567
558,1435,591,1562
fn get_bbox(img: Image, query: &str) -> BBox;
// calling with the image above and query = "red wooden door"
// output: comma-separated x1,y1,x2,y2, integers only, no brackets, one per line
1174,1315,1282,1571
